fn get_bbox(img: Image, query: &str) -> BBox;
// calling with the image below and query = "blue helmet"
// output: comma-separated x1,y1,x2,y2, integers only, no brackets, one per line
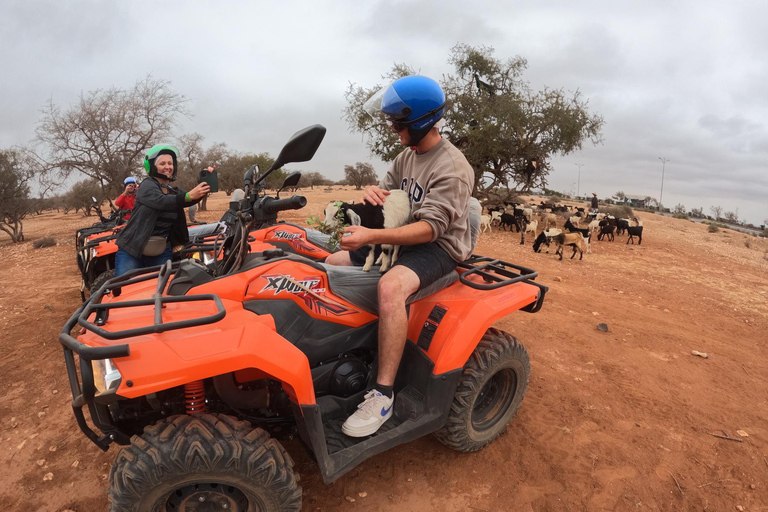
123,176,136,185
380,75,445,146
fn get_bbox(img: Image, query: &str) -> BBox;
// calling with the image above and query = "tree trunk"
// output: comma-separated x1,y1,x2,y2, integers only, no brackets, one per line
0,220,24,243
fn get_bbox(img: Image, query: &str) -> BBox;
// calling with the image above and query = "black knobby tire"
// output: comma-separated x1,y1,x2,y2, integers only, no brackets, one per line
108,414,302,512
434,328,530,452
89,269,116,295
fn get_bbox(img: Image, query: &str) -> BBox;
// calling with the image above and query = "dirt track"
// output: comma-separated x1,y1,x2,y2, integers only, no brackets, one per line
1,188,767,511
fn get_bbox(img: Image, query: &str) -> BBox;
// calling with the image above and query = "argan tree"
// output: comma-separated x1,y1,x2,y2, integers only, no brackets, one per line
0,150,32,242
344,162,378,190
34,76,189,200
343,45,604,200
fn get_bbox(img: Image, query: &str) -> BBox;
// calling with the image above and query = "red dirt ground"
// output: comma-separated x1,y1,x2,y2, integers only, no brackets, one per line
1,188,767,511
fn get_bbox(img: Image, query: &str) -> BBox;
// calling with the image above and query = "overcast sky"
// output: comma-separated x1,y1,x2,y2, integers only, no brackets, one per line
2,0,766,225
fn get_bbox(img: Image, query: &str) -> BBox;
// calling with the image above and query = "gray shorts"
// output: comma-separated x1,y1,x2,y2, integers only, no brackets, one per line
349,242,457,291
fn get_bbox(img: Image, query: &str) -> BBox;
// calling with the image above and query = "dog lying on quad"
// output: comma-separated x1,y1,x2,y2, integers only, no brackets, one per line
323,190,411,272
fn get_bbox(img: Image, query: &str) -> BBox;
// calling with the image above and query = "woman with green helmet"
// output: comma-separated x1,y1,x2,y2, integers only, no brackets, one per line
114,144,210,276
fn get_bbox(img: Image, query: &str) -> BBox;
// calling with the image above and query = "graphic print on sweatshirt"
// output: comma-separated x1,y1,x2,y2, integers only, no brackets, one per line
400,177,424,204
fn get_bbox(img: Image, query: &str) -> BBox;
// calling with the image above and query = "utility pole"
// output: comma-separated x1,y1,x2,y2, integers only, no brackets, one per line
658,157,669,211
575,162,584,198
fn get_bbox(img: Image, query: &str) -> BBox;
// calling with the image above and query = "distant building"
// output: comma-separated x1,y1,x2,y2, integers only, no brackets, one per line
623,194,648,207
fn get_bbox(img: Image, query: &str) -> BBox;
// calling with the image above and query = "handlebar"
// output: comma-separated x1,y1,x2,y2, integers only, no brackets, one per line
262,195,307,215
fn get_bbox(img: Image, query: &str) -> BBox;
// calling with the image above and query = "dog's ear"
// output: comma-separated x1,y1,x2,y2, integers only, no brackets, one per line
346,209,361,226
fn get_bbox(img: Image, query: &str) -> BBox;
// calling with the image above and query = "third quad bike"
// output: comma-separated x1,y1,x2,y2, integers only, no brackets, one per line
59,125,547,511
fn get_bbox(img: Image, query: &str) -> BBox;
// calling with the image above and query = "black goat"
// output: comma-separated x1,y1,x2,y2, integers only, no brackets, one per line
597,222,615,242
499,213,517,231
564,219,591,238
626,225,643,245
616,219,630,236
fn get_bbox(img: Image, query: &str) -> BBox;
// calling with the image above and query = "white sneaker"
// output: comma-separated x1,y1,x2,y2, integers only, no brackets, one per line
342,390,394,437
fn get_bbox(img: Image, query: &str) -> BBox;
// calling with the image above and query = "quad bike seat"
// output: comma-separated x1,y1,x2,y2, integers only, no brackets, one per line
319,262,458,315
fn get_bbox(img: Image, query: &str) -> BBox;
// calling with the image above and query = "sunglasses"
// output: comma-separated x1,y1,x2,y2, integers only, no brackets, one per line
385,118,409,132
384,102,446,133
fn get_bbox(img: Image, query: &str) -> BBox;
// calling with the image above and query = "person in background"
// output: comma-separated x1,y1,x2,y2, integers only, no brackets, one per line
115,177,137,222
590,192,599,213
114,145,209,276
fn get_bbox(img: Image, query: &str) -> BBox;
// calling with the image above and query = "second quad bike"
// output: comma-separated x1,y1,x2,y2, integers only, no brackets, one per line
59,125,547,511
76,187,334,301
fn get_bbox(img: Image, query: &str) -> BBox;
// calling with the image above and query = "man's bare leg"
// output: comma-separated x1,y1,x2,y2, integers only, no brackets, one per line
376,265,420,386
325,250,354,266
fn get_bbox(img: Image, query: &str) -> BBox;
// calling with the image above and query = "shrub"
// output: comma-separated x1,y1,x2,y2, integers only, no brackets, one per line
673,213,689,220
32,237,56,248
707,223,719,233
599,205,634,218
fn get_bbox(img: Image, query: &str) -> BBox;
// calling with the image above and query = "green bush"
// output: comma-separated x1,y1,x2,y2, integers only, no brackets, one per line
672,213,689,220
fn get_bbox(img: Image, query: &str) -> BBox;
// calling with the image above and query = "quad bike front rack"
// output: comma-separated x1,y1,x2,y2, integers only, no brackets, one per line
59,260,226,450
457,255,548,313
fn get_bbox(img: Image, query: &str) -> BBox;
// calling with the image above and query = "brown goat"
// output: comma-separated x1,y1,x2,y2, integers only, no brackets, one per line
553,232,588,260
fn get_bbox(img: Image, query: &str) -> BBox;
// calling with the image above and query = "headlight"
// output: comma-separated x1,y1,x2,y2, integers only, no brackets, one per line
92,358,122,394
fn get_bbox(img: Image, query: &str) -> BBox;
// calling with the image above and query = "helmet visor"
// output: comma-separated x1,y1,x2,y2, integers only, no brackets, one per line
363,85,390,120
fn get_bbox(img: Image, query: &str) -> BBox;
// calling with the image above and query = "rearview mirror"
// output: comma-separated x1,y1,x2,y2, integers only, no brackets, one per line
269,125,326,172
282,171,301,189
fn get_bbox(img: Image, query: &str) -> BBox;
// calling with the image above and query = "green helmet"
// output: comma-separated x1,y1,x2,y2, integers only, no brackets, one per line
143,144,179,181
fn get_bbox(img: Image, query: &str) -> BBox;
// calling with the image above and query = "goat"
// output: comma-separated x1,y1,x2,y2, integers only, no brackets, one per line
541,213,558,230
564,219,592,254
522,207,533,221
626,225,643,245
553,232,589,260
564,219,590,238
616,218,630,236
490,210,502,227
597,221,615,242
480,214,491,233
324,189,411,272
499,213,517,231
532,228,562,253
588,219,600,233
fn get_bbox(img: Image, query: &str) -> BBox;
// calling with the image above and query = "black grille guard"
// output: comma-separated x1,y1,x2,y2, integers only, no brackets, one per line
59,260,226,450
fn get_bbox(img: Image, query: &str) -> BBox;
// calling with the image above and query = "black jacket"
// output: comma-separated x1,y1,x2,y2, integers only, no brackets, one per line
116,178,201,258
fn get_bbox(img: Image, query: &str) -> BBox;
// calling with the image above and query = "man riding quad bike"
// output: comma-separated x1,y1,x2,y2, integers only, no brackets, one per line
59,125,547,511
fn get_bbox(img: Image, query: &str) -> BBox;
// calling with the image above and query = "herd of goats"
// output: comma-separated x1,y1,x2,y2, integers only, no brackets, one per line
479,201,644,260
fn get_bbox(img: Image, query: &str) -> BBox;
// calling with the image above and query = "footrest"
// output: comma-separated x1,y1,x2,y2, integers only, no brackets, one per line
395,386,424,421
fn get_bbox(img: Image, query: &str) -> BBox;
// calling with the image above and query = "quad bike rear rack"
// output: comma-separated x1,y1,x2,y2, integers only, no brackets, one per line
59,260,226,450
457,255,548,313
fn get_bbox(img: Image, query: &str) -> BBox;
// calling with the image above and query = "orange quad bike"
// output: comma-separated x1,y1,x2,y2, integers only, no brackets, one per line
59,125,547,512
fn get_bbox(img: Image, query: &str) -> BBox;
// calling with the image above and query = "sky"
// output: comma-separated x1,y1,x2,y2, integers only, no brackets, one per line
1,0,766,226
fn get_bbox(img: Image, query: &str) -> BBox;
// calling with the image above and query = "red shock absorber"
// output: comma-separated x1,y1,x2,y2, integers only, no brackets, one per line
184,380,206,414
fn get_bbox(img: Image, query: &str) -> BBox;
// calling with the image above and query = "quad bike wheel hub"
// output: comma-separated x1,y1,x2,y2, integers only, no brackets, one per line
472,368,517,431
165,482,252,511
